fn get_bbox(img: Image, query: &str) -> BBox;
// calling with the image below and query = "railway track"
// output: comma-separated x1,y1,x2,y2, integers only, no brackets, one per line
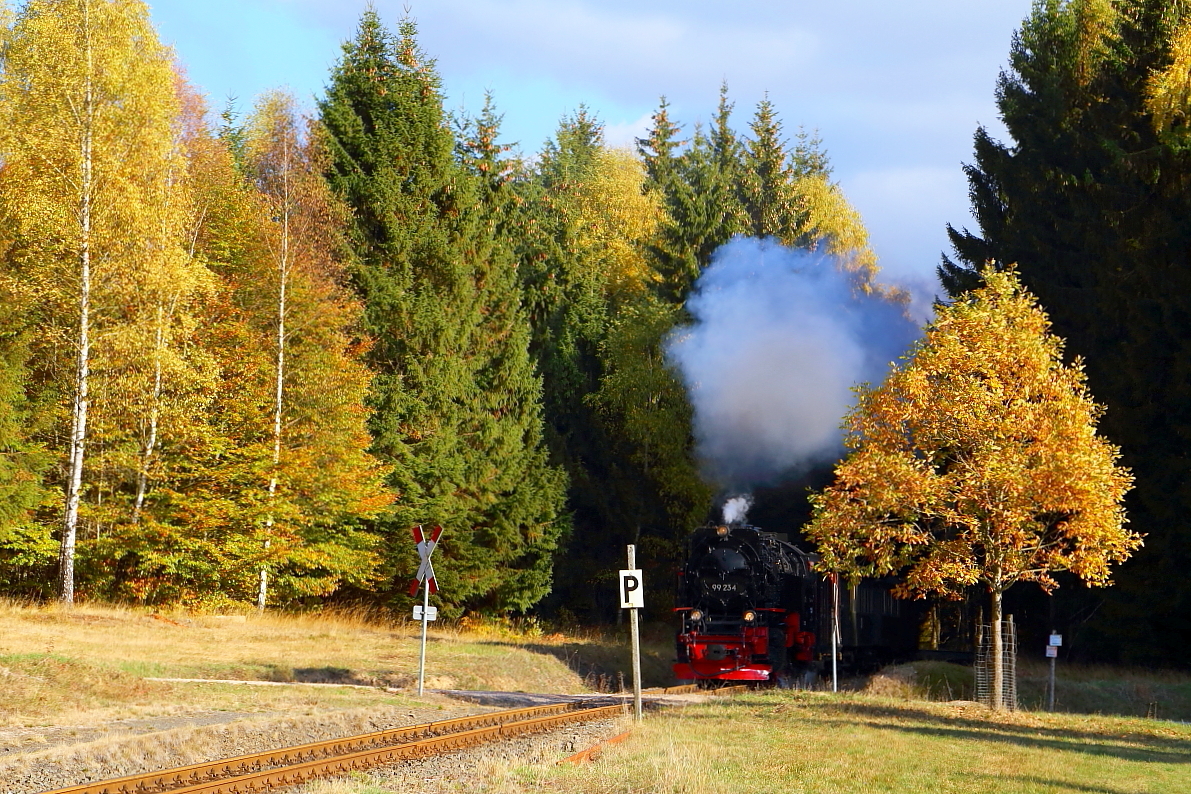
43,701,626,794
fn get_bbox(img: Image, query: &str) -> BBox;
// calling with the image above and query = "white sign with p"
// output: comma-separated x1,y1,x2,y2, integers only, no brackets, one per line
619,569,644,609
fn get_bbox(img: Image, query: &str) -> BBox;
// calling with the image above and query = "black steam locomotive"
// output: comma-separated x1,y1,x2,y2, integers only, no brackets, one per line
673,522,918,685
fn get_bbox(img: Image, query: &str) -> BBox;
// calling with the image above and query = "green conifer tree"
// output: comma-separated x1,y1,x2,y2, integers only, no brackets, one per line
0,278,53,593
319,12,564,612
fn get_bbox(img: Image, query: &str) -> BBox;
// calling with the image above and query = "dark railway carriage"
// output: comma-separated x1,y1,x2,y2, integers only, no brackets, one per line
673,522,918,685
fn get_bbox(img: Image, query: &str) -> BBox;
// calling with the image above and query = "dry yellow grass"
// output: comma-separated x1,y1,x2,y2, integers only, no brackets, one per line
0,600,610,728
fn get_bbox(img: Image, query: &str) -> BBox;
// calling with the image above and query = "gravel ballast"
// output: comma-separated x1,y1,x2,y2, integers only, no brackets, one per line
0,701,488,794
296,717,627,794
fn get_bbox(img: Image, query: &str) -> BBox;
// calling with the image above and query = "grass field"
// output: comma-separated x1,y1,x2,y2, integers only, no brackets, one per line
306,690,1191,794
6,599,1191,794
0,600,673,728
873,659,1191,722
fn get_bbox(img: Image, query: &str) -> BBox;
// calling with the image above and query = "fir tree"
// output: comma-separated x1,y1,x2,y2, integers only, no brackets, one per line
742,96,795,238
320,12,564,612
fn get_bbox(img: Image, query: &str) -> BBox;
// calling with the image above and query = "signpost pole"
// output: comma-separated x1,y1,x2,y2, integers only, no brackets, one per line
418,577,430,697
1047,646,1055,712
627,544,642,722
1047,630,1061,712
410,525,441,698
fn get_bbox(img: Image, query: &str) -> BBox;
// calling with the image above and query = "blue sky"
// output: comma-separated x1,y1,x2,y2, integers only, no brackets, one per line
150,0,1032,295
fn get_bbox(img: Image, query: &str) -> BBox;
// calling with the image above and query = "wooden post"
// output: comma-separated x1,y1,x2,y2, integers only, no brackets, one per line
627,544,642,721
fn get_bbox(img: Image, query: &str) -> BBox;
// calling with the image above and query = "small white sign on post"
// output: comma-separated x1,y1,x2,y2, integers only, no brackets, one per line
1046,645,1058,658
413,605,438,621
619,569,644,609
1049,634,1063,647
621,549,644,723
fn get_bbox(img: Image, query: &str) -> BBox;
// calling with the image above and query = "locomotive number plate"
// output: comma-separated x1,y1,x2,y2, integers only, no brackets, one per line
703,581,741,595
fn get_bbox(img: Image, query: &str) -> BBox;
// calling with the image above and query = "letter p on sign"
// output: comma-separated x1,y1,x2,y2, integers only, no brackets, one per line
620,569,644,609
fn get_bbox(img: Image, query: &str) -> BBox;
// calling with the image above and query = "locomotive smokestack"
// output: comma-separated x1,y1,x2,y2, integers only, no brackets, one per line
667,237,919,488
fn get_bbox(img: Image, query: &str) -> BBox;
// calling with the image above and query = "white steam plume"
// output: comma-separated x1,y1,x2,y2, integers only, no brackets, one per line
722,494,753,524
667,237,919,488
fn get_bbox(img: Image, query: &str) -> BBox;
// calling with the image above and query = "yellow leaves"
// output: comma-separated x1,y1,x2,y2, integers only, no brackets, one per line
790,174,878,284
1069,0,1120,89
808,266,1139,598
1147,15,1191,132
567,147,664,300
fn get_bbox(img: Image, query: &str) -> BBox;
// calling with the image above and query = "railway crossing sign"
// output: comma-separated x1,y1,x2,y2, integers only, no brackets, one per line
411,524,443,698
408,524,442,596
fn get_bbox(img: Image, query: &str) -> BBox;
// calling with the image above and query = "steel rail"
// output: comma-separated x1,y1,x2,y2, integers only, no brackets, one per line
158,705,626,794
44,702,620,794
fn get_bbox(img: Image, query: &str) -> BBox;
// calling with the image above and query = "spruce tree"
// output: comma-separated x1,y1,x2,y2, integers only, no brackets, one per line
742,96,795,238
939,0,1191,664
320,12,564,612
638,88,746,298
0,279,52,594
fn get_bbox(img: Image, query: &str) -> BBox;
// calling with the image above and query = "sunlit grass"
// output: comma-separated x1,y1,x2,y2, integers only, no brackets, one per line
0,600,569,726
0,599,676,727
305,691,1190,794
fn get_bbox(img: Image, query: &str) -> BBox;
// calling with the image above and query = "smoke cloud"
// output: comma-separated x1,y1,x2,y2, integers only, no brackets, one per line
667,237,920,488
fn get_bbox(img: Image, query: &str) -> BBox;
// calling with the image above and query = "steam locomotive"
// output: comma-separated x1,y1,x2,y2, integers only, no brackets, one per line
673,522,917,686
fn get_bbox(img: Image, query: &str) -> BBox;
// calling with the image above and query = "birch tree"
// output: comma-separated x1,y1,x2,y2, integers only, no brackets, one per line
0,0,187,604
239,91,388,609
806,268,1139,709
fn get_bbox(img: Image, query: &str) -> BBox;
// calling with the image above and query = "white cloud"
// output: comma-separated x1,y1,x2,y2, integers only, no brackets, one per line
373,0,819,103
156,0,1034,311
603,111,654,149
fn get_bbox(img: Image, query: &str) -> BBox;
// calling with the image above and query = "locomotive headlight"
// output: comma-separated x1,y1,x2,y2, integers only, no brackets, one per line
688,609,704,622
742,610,757,623
716,525,730,537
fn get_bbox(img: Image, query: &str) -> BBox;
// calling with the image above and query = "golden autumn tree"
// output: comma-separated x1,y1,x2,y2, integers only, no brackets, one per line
0,0,195,603
806,267,1139,709
239,90,389,609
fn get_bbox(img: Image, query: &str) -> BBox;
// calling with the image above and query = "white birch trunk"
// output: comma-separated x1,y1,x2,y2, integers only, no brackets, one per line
133,309,164,523
258,137,290,612
60,2,95,606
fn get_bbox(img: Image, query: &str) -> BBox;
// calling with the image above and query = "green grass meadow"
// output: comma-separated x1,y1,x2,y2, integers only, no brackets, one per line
516,691,1191,794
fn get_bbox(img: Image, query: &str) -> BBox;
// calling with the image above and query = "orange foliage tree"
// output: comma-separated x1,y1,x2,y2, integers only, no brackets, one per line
806,267,1139,709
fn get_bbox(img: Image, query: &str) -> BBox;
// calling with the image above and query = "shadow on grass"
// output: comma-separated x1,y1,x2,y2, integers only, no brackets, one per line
806,699,1191,765
479,640,675,689
969,775,1159,794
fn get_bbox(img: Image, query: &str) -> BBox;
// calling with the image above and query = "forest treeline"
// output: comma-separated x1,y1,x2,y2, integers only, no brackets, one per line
0,2,879,616
3,0,1191,669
